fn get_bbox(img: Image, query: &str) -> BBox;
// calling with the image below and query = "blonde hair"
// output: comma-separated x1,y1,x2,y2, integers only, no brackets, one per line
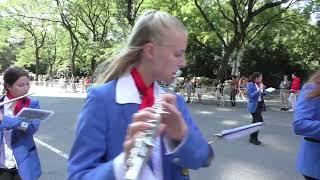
94,10,186,84
307,70,320,98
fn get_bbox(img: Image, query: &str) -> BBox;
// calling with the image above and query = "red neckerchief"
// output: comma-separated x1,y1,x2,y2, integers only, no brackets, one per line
255,82,261,88
6,91,31,115
131,68,154,109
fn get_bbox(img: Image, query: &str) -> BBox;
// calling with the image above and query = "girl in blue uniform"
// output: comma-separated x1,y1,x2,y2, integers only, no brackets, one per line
68,10,213,180
0,67,42,180
294,70,320,180
246,72,266,145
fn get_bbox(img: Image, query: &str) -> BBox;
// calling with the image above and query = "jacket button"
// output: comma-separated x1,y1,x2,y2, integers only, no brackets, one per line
173,158,179,163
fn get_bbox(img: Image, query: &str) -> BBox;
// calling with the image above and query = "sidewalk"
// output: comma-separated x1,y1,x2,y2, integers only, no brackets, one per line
30,86,87,98
181,94,289,112
30,87,286,111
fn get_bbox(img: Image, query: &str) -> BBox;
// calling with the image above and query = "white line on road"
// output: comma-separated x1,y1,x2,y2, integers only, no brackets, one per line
34,138,69,159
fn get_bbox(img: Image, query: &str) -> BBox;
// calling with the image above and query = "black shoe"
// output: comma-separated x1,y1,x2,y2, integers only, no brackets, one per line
249,139,262,145
280,108,285,111
283,108,289,111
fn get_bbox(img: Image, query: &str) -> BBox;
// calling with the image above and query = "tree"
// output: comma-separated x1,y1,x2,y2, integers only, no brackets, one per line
42,27,68,76
0,17,17,71
0,44,17,72
117,0,144,27
194,0,298,81
3,0,50,80
19,22,47,80
55,0,80,77
73,0,118,73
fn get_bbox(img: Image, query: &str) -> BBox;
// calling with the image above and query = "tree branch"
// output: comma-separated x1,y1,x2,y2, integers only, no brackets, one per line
252,0,289,17
230,0,243,24
5,12,61,23
194,0,226,47
134,0,144,21
217,0,234,23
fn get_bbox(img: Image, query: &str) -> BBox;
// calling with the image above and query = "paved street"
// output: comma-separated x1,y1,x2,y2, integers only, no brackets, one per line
32,94,302,180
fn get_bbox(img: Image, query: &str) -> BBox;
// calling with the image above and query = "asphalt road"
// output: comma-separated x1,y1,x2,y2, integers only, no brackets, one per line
33,96,302,180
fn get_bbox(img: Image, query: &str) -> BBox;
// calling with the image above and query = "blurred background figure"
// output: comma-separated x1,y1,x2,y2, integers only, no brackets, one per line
289,73,301,112
279,75,291,111
247,72,266,145
238,76,247,100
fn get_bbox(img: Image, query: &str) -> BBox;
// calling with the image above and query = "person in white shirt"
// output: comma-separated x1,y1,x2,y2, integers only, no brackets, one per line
195,82,204,103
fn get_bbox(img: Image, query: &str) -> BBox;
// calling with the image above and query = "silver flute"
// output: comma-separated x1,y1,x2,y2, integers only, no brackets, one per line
125,70,182,180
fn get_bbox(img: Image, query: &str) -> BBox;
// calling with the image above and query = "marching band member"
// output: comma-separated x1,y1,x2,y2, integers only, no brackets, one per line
247,72,266,145
68,10,213,180
0,67,42,180
293,70,320,180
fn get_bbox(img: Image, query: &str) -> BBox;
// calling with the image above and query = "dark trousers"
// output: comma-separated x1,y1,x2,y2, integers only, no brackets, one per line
250,102,264,140
0,168,21,180
304,175,319,180
230,89,237,107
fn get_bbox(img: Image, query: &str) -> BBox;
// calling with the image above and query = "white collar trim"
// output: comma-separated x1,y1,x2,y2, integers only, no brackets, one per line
116,73,165,104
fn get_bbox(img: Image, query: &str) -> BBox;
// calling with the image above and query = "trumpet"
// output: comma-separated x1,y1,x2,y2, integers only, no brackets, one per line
125,70,182,180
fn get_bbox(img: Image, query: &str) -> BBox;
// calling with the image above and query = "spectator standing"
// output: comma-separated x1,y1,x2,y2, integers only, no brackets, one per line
238,76,247,100
195,82,204,104
230,76,238,107
185,80,193,103
279,75,291,111
289,73,301,111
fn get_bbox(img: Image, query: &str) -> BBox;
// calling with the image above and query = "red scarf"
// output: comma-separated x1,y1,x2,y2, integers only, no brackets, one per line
6,91,31,115
131,68,154,109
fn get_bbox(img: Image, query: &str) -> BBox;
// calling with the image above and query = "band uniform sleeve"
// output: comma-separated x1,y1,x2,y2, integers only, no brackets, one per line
293,84,320,139
164,95,214,169
68,88,115,180
247,82,260,99
0,116,22,130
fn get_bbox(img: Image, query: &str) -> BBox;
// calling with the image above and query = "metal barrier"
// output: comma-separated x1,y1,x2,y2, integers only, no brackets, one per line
177,85,297,108
30,81,87,93
29,81,298,109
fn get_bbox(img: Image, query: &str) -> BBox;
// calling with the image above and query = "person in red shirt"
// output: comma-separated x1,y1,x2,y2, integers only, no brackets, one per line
289,73,301,111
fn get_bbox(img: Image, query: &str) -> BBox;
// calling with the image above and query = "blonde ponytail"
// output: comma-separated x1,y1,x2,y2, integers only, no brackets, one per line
94,10,186,84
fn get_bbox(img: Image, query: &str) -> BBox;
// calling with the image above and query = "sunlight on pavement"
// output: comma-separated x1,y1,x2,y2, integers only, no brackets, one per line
263,134,298,155
30,87,86,98
221,120,239,126
216,108,234,112
219,160,274,180
198,110,215,115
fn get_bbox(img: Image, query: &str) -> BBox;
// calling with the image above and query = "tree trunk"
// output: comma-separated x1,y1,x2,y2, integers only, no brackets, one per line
217,45,234,82
35,47,40,81
90,56,96,74
70,42,78,77
49,65,53,76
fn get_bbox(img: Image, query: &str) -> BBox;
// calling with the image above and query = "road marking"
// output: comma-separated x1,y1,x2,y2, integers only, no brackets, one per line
34,138,69,159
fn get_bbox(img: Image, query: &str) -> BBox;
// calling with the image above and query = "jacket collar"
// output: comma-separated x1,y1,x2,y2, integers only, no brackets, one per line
116,72,165,104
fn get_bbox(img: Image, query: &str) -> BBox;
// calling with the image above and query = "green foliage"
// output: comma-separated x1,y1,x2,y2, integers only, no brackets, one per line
240,42,308,88
0,0,318,83
0,44,16,71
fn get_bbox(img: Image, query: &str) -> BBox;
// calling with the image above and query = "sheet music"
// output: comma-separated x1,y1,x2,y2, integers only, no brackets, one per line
265,87,276,93
220,122,264,136
16,108,54,122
